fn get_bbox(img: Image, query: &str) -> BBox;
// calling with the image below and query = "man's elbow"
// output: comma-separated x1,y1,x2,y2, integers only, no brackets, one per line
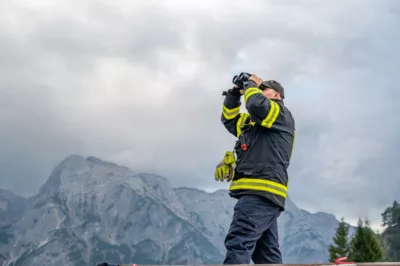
220,114,227,125
220,114,232,128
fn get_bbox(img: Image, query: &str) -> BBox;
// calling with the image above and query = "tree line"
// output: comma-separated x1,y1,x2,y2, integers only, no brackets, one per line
328,200,400,262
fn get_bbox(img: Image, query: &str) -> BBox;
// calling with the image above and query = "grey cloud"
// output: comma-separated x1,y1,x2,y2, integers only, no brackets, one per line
0,0,399,227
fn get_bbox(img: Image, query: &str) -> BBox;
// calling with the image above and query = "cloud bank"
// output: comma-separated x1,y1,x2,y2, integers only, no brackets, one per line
1,0,399,227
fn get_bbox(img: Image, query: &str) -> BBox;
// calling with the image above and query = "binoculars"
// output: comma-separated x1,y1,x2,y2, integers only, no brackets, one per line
232,72,251,88
222,72,266,96
233,72,270,90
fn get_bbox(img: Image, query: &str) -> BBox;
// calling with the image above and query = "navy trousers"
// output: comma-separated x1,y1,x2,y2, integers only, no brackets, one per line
223,195,282,264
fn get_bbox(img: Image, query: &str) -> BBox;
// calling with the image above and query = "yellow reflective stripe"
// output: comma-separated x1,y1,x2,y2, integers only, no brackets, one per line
233,178,287,191
230,185,287,198
244,87,262,103
235,113,250,137
260,100,280,128
222,105,240,120
229,178,287,198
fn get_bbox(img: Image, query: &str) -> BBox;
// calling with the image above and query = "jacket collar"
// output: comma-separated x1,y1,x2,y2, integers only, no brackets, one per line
272,99,284,105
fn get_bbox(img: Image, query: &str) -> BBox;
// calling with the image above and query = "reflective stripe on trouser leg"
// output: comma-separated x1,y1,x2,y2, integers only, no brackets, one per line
222,195,282,265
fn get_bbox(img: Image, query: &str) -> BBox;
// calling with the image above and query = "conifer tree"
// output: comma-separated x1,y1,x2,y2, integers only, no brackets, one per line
349,218,383,262
349,218,365,262
329,217,350,261
381,200,400,260
363,219,383,262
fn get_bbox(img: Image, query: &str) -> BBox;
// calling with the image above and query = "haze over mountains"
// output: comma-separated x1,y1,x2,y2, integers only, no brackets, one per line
0,155,354,266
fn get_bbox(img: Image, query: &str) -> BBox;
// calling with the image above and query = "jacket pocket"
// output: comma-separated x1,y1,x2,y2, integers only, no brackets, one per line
237,162,275,176
234,131,252,163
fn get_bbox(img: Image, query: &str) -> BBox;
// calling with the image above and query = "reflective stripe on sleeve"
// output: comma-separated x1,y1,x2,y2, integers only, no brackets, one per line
244,87,262,103
260,100,280,128
222,105,240,120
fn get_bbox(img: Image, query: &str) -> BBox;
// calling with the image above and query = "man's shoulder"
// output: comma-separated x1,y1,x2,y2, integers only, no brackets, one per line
283,105,294,121
275,102,295,129
275,101,293,117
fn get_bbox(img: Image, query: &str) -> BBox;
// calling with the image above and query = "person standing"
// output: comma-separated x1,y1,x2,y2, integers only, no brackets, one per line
216,73,296,264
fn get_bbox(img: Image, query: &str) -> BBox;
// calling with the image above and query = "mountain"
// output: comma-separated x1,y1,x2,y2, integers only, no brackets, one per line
0,189,29,263
0,155,354,266
0,189,28,227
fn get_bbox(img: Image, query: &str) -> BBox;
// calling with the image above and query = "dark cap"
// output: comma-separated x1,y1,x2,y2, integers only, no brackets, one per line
261,80,285,99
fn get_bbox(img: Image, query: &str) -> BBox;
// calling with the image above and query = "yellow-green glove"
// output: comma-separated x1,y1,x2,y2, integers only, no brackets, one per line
214,151,236,182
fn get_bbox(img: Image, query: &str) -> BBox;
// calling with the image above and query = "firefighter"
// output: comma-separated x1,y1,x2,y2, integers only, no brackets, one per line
215,72,296,264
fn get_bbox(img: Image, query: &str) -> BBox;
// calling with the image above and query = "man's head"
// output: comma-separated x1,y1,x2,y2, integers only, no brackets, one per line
261,80,285,100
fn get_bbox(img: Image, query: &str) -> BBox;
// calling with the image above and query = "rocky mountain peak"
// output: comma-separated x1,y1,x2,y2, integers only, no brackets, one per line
0,155,354,266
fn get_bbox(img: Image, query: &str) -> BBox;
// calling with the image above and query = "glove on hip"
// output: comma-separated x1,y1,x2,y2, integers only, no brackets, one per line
214,151,236,182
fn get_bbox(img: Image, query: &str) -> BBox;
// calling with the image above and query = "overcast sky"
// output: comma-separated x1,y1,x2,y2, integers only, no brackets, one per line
1,0,399,229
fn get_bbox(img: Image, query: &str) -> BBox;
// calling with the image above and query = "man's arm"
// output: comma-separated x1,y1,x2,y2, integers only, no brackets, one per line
289,112,296,160
242,80,280,128
221,89,243,137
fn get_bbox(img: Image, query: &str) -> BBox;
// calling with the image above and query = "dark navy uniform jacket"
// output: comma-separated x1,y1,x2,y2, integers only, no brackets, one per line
221,80,296,210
